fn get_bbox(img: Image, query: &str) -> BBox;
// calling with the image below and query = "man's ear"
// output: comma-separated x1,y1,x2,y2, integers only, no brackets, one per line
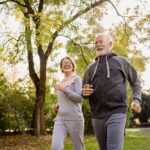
110,41,112,46
109,41,113,49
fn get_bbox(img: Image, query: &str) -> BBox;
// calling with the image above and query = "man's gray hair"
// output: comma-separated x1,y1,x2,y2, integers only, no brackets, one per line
95,32,113,43
95,32,113,50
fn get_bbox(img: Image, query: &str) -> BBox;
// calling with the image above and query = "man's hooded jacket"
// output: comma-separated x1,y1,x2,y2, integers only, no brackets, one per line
82,52,142,118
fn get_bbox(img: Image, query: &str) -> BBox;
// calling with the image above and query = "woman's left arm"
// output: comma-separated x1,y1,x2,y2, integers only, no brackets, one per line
64,76,83,103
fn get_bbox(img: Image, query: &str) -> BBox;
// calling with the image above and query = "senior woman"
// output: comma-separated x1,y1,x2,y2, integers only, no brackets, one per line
51,56,85,150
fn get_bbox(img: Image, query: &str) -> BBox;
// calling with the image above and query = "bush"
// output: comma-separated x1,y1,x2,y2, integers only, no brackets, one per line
0,73,35,133
82,100,94,134
129,93,150,127
45,93,57,132
0,91,34,133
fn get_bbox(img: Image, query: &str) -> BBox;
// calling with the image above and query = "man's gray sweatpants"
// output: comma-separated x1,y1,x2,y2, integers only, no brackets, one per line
92,113,126,150
51,119,85,150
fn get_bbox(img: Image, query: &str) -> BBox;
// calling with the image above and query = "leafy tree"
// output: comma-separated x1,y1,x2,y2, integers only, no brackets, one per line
0,0,113,135
0,73,35,133
65,2,149,129
132,93,150,125
0,0,149,135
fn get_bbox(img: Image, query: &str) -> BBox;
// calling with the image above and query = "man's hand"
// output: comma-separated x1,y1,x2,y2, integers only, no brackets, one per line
131,101,141,113
82,84,93,96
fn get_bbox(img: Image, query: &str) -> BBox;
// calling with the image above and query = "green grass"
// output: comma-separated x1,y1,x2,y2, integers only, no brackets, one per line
64,128,150,150
0,128,150,150
124,128,150,150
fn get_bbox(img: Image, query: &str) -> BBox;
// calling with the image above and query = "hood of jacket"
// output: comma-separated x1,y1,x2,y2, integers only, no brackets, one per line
91,52,117,82
95,52,117,61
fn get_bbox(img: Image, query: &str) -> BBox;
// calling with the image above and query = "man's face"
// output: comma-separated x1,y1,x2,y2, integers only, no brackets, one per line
95,35,112,56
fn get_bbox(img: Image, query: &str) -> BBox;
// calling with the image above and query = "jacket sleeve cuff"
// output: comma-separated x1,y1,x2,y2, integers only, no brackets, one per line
133,99,142,105
64,87,70,96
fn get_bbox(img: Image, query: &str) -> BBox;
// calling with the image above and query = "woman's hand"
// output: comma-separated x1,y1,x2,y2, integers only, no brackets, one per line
54,83,65,92
53,104,59,112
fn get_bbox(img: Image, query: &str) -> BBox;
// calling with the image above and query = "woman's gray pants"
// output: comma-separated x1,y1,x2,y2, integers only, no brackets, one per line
51,119,85,150
92,113,126,150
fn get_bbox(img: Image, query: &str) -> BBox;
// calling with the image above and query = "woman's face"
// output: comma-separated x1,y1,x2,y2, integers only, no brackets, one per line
61,58,74,73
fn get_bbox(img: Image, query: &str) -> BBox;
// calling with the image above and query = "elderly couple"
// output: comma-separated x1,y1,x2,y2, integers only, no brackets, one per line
51,33,142,150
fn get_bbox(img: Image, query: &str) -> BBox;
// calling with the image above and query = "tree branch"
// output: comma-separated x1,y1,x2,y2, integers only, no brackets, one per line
45,31,58,59
25,23,40,89
0,0,26,7
108,0,125,18
21,1,45,61
47,0,108,60
119,23,127,43
28,50,40,90
0,0,8,4
37,44,44,58
74,43,89,66
24,0,34,14
139,0,148,14
59,34,89,65
59,0,108,32
2,38,13,48
108,0,137,19
108,0,133,41
38,0,44,13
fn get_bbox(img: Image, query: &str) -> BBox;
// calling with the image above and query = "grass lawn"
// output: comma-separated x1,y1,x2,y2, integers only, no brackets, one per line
0,128,150,150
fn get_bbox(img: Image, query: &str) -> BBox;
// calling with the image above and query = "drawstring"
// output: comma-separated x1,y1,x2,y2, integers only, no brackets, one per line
91,56,110,82
91,57,100,82
106,56,110,78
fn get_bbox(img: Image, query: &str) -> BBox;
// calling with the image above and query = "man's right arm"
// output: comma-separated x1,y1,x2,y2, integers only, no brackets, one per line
82,84,93,98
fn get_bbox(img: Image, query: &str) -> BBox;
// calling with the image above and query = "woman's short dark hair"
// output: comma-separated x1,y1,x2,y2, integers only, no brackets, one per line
60,56,76,72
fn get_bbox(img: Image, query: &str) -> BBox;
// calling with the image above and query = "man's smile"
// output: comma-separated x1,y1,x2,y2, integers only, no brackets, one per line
96,47,104,51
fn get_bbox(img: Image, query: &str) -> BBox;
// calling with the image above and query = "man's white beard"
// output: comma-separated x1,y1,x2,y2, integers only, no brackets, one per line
96,49,111,56
96,51,107,56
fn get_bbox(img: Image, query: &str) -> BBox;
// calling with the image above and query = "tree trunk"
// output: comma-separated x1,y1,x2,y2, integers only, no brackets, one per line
33,56,47,135
40,101,45,134
33,91,46,135
23,0,108,136
33,99,41,135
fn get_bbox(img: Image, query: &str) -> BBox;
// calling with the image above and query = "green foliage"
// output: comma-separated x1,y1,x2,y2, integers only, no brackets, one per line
45,0,66,6
0,129,150,149
0,0,150,135
113,44,131,57
82,100,94,134
0,92,34,133
35,11,64,48
111,22,147,72
0,71,59,133
65,5,147,132
45,88,58,131
66,36,96,77
125,83,133,128
113,44,146,71
0,73,34,133
64,129,150,150
0,35,25,64
130,92,150,126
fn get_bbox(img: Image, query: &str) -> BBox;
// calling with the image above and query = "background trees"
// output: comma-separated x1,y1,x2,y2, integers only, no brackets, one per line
0,0,150,135
0,0,110,135
0,73,34,133
131,92,150,127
